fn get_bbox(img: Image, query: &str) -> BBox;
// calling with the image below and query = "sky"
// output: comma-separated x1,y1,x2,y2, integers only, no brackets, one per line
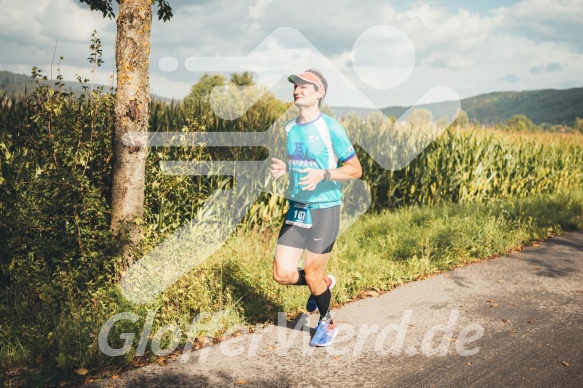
1,0,582,109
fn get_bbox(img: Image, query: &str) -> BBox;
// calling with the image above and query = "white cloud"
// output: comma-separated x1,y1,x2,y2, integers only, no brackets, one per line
531,62,564,74
393,4,502,67
0,0,115,81
150,72,191,101
2,0,582,107
249,0,273,20
493,0,583,51
33,0,112,44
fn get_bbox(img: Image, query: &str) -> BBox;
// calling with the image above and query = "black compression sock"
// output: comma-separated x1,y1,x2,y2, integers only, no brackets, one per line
294,269,307,286
313,287,331,320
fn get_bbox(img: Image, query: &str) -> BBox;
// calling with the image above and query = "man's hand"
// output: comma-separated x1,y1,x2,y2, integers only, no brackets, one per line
297,157,362,190
270,158,286,180
298,168,324,191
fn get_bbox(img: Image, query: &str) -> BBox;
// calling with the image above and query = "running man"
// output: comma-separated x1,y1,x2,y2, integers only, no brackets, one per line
270,69,362,347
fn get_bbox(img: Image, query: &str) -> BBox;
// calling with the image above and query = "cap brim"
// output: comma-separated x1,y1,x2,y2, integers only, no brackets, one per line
288,74,318,88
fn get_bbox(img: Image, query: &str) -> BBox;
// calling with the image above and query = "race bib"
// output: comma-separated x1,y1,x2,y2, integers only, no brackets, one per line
285,202,313,228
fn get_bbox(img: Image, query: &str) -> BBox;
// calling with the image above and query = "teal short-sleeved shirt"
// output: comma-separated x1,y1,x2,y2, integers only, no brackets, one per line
285,113,356,208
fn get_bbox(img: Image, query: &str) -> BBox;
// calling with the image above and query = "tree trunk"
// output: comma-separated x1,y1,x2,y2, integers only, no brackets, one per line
110,0,152,261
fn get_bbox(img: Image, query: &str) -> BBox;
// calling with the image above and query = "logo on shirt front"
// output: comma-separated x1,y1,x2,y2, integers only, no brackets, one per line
308,135,319,143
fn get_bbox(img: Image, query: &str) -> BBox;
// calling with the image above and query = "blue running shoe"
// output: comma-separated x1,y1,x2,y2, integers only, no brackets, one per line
310,319,338,347
306,275,336,313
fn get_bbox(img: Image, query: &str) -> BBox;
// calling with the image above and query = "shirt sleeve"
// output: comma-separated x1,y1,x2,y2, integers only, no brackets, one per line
326,116,356,163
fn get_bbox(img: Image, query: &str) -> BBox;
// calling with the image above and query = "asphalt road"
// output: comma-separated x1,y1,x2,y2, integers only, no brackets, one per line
89,230,583,387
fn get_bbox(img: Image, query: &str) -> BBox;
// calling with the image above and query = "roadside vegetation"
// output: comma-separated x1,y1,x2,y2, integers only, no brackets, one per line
1,69,583,385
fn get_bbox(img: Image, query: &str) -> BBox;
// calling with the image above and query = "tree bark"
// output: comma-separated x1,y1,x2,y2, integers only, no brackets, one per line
110,0,152,261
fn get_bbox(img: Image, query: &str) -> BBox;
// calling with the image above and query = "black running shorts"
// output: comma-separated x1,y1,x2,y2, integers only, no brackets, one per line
277,205,341,254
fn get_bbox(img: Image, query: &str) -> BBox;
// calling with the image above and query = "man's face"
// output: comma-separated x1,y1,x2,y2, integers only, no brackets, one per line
292,81,321,108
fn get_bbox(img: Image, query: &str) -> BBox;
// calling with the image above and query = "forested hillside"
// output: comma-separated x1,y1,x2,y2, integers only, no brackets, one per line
0,70,105,95
379,87,583,126
0,70,170,102
461,88,583,125
2,70,582,125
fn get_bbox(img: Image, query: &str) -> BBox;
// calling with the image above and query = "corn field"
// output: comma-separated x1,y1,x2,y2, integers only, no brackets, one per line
140,103,583,235
346,115,583,210
1,83,583,382
2,86,582,242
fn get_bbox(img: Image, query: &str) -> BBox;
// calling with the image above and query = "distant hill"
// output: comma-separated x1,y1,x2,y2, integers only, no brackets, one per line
0,70,171,102
459,88,583,125
377,87,583,126
329,106,378,118
0,70,32,94
0,70,112,96
4,69,581,125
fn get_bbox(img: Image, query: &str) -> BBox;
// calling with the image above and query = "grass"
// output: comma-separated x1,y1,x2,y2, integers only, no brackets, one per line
2,189,583,385
205,189,583,317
